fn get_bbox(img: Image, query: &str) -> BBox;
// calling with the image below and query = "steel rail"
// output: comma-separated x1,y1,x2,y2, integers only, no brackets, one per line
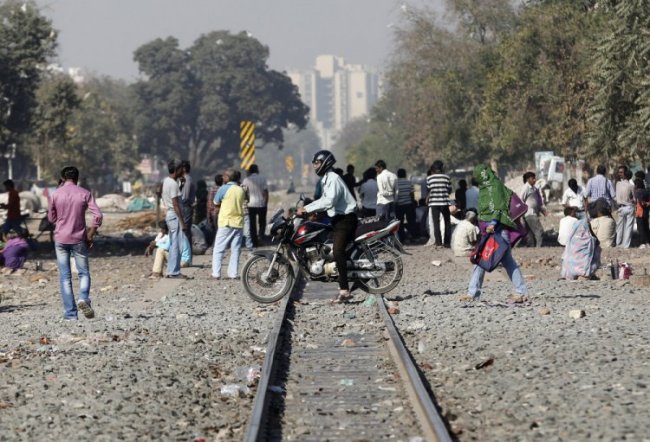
243,294,291,442
245,288,452,441
377,295,453,442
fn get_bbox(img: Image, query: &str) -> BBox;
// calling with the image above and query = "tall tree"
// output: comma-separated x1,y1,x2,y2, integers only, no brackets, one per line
30,73,80,180
0,0,57,153
132,31,309,175
587,0,650,165
476,1,595,164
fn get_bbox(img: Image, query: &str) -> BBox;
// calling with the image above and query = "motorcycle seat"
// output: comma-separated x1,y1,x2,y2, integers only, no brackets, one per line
354,219,400,243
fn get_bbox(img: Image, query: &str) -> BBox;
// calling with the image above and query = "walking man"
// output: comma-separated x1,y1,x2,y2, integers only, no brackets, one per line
162,160,188,279
615,165,635,248
375,160,397,221
242,164,268,247
212,168,246,279
48,166,103,320
520,171,547,247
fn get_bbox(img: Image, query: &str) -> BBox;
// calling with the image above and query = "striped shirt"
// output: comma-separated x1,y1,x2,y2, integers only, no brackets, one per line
241,173,267,208
396,178,414,206
426,174,452,206
584,174,615,205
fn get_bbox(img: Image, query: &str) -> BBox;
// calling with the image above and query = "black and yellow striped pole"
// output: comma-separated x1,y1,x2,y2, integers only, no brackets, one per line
240,120,255,171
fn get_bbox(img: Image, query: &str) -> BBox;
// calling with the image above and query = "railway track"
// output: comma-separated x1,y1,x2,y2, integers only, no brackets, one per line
244,280,452,441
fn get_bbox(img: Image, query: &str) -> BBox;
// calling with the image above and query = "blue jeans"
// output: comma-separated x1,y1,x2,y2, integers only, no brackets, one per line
468,229,528,298
212,227,243,278
55,242,91,319
166,211,182,276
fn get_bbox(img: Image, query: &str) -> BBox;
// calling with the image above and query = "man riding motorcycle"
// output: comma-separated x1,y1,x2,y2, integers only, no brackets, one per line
296,150,358,303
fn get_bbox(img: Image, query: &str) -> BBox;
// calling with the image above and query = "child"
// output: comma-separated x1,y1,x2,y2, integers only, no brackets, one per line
145,221,191,278
558,207,579,246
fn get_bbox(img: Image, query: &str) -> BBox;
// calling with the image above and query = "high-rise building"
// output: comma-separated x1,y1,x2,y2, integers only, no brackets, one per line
287,55,381,149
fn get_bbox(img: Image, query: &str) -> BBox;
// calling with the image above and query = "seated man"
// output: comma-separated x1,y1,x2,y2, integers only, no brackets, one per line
0,229,29,272
590,206,616,249
145,221,191,278
451,209,479,257
558,207,579,246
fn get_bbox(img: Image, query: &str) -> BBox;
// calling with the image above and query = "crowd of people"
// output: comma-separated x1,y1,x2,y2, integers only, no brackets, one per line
1,156,650,316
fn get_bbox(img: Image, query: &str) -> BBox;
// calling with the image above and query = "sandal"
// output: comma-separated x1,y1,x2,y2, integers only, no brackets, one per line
165,274,192,280
331,290,353,304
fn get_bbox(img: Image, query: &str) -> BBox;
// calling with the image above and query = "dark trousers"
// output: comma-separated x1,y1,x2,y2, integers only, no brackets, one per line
395,203,418,241
637,212,650,245
182,205,193,256
361,207,376,218
430,205,451,246
248,206,267,247
332,213,358,291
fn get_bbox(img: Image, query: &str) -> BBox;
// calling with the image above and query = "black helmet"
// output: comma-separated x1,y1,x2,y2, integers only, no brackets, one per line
311,150,336,176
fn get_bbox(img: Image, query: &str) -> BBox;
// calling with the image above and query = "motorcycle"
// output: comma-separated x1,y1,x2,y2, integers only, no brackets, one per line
241,196,405,303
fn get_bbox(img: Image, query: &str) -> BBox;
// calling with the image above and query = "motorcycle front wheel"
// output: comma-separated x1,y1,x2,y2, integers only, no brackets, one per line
242,255,295,303
356,243,403,294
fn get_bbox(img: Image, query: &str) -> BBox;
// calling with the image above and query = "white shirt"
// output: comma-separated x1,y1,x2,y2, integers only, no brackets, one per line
304,171,357,217
360,179,378,209
161,176,181,212
561,187,584,211
242,173,267,208
451,220,479,257
558,216,579,246
376,169,398,204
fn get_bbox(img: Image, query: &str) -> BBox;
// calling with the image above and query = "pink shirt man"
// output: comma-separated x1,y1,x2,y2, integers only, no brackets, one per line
48,182,103,244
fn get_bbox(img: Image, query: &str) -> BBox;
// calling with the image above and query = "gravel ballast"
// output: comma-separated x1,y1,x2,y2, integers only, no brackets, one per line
0,253,277,441
391,245,650,441
2,215,650,440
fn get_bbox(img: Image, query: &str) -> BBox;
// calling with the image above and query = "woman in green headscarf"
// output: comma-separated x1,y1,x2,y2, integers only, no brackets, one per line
474,164,516,229
461,164,528,303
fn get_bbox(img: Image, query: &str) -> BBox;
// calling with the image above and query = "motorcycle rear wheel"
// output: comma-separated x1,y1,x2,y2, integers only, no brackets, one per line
242,255,295,303
356,244,403,294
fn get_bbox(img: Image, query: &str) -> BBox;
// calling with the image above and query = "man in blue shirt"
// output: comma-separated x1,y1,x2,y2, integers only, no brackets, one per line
297,150,358,303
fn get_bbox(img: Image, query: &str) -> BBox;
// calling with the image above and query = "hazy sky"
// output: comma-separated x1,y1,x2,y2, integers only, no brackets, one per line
34,0,444,82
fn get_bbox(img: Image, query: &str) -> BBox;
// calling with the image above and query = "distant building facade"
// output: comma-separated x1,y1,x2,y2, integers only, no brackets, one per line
287,55,381,148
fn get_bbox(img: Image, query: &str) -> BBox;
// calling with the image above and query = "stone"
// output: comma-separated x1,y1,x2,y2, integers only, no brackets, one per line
569,309,586,319
539,307,551,316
